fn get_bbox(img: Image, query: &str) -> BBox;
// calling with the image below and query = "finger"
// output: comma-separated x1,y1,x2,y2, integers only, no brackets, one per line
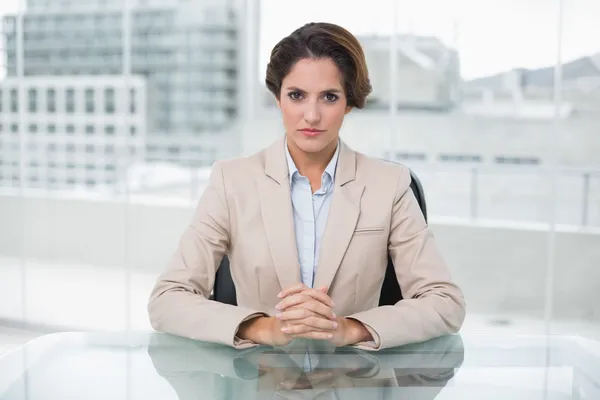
277,303,336,321
298,299,336,320
277,283,310,298
276,307,315,322
275,293,313,310
281,317,338,334
276,291,334,310
297,288,335,308
289,330,334,341
303,315,338,330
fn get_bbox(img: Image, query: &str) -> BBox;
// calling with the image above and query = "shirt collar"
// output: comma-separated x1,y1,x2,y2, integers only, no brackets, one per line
285,139,340,183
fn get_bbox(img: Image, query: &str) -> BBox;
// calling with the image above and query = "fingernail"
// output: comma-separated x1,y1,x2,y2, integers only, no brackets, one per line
277,292,283,298
332,313,337,319
333,322,338,329
275,313,282,319
281,327,289,332
275,304,282,310
328,334,333,339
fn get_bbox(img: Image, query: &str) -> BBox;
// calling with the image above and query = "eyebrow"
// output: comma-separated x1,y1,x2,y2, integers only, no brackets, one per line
285,87,342,94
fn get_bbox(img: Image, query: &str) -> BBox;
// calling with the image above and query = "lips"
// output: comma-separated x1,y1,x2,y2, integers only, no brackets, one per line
299,129,325,137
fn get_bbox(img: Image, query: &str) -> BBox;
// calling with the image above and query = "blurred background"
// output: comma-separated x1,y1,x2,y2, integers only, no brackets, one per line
0,0,599,353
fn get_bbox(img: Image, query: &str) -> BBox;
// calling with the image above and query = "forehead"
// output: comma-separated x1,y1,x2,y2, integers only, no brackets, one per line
282,58,344,91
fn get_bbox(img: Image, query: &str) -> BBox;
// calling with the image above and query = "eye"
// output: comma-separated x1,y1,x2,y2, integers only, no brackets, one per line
324,93,339,102
287,91,303,101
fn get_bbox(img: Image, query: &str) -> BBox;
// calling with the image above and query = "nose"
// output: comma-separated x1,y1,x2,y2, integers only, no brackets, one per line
303,101,321,125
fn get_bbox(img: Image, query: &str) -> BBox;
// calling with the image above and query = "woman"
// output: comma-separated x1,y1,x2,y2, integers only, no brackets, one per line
148,22,465,351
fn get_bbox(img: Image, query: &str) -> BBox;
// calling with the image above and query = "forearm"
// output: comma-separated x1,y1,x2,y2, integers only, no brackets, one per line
236,316,276,345
349,293,466,350
343,317,374,344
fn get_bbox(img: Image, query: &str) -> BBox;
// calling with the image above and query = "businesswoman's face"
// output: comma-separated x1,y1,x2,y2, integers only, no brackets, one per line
277,57,351,156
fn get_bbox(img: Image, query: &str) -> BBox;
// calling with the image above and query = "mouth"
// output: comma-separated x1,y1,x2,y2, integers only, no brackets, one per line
298,129,325,137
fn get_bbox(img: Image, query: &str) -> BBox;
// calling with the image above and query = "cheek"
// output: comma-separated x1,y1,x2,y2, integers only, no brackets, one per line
325,106,347,125
280,103,302,124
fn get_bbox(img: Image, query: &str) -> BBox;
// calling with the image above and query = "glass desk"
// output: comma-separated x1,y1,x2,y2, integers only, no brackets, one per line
1,332,599,399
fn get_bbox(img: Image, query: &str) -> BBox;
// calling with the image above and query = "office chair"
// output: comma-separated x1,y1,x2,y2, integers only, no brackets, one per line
210,166,427,307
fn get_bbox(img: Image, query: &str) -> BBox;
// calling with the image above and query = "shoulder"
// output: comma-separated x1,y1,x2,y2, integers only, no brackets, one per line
353,150,412,192
209,147,268,188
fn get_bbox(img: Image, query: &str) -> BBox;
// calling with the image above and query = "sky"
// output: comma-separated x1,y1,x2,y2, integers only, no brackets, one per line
1,0,599,80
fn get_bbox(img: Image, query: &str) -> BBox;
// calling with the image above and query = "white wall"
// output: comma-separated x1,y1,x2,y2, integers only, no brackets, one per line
1,194,599,327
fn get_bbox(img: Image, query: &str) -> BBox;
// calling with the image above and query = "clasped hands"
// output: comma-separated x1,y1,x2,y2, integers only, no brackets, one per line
238,283,372,347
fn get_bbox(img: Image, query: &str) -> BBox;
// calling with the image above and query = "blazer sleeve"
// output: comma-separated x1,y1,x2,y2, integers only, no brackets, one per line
347,166,466,350
147,161,267,349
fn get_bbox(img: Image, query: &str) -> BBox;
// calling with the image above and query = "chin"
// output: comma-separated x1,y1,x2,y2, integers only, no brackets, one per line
292,135,336,154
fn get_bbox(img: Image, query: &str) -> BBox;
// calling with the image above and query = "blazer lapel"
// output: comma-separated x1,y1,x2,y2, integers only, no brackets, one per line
259,137,302,290
313,142,364,291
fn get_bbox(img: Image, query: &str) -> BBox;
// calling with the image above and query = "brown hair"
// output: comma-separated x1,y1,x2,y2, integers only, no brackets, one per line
265,22,372,109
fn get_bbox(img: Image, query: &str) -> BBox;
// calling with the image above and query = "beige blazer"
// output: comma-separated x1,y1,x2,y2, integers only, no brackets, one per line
148,137,466,350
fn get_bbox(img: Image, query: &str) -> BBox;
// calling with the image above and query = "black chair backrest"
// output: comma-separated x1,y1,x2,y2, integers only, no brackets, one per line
211,167,427,307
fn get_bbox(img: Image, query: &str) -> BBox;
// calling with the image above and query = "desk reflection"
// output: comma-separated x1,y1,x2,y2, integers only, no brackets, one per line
148,335,464,400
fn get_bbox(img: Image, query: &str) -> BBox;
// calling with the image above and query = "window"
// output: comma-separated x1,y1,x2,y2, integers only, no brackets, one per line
47,88,56,113
85,144,95,153
28,88,37,112
28,124,38,134
47,124,56,134
85,125,95,135
65,88,75,113
439,154,483,163
130,88,137,114
104,88,115,113
0,89,3,113
85,88,95,113
10,124,18,134
66,124,75,135
105,145,115,154
495,156,540,166
10,89,18,112
391,152,427,162
104,125,115,136
129,126,137,136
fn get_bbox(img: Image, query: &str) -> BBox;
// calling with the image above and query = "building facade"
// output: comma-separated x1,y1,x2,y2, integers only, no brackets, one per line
0,76,147,191
359,35,461,110
3,0,239,136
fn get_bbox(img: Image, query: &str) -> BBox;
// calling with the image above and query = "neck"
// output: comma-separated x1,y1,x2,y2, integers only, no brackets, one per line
287,139,338,177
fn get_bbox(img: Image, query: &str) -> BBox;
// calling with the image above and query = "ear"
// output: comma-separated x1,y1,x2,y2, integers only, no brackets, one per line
276,97,281,109
344,106,352,115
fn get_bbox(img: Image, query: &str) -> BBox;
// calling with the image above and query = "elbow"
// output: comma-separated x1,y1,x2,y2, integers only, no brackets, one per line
445,293,466,333
147,290,166,332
